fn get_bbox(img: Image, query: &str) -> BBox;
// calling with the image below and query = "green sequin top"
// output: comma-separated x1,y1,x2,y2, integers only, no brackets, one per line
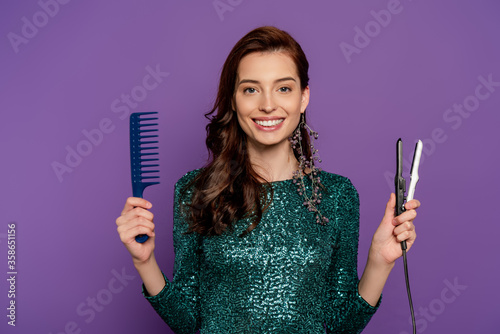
143,169,381,333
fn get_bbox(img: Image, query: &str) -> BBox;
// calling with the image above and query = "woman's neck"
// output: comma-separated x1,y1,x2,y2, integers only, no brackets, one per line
247,141,299,183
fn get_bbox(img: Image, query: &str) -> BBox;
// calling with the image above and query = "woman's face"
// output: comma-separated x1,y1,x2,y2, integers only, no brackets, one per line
232,52,309,152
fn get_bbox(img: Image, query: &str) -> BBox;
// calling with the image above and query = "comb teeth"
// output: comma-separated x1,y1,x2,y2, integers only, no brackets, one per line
130,112,160,198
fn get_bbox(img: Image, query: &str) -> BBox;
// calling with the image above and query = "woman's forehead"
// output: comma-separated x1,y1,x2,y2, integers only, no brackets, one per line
236,52,299,81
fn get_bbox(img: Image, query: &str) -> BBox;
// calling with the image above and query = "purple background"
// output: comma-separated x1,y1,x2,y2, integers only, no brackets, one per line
1,0,499,333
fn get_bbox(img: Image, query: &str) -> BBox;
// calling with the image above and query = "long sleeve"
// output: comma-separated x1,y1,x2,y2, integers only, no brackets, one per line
324,177,380,334
142,172,201,334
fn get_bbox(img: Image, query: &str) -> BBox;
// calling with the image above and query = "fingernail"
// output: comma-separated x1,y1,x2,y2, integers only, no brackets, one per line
392,219,397,225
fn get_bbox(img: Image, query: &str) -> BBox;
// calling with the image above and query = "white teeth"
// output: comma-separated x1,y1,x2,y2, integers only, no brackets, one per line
255,119,284,127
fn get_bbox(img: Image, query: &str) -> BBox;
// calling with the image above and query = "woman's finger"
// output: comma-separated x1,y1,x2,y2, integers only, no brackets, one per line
123,206,154,222
117,207,154,228
119,225,156,244
393,221,415,235
405,199,421,210
392,209,417,226
121,197,152,215
117,217,155,234
384,193,396,220
395,230,415,243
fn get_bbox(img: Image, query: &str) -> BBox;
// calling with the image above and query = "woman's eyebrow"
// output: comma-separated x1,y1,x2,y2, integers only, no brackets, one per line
237,77,296,86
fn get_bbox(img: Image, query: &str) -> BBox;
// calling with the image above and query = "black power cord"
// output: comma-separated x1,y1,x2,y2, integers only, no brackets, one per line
402,247,416,334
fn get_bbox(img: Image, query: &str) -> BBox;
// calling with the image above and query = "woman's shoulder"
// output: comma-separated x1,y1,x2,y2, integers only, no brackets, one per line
175,168,203,186
319,171,359,220
318,170,359,200
318,170,356,189
174,168,203,202
175,168,203,191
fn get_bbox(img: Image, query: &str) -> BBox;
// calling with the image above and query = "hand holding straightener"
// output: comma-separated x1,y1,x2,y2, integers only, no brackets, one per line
370,139,422,266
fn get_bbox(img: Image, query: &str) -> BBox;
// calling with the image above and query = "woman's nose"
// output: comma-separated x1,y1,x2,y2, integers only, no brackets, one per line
259,92,277,113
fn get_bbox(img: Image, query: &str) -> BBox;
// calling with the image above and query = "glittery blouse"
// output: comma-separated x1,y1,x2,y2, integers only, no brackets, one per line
143,169,381,333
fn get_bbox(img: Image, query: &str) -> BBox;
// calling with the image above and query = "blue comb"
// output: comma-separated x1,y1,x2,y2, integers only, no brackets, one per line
130,111,160,243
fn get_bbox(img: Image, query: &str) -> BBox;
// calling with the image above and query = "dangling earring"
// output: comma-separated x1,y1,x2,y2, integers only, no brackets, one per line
288,113,328,225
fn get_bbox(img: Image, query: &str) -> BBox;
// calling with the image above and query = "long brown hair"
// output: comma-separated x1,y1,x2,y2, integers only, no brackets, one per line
183,26,312,237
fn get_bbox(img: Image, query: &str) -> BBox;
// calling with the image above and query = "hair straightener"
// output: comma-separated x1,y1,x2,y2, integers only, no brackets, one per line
395,138,423,334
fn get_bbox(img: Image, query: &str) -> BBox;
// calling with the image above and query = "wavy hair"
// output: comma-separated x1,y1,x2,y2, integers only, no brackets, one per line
183,26,312,237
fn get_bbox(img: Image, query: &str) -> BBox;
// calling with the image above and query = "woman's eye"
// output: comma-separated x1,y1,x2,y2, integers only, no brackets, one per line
279,87,291,93
243,87,256,94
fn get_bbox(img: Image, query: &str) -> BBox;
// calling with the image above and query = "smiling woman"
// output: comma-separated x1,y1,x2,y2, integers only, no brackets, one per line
233,52,309,164
188,26,315,238
116,26,420,334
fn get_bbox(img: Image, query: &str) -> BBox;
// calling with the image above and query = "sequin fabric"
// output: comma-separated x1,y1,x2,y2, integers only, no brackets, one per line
143,169,381,333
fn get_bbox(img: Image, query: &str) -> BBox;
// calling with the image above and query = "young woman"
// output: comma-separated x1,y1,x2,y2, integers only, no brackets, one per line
116,26,420,333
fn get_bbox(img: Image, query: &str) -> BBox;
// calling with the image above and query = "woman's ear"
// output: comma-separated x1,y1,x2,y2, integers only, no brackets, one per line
300,86,310,113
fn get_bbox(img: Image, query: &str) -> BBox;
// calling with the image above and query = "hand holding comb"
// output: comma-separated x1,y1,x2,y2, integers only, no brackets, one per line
130,112,160,243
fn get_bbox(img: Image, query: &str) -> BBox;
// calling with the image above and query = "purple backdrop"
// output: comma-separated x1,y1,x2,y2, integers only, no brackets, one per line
1,0,498,333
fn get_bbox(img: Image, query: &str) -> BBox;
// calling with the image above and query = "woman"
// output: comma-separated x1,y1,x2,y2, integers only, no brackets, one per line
116,26,419,333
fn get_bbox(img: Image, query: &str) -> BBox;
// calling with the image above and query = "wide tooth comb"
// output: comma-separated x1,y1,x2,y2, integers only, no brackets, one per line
130,111,160,243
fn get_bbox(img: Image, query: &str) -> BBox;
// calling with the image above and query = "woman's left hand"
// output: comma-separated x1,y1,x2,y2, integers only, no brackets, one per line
369,193,420,266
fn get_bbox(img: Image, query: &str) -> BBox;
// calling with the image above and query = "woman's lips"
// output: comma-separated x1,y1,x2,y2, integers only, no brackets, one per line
252,118,285,131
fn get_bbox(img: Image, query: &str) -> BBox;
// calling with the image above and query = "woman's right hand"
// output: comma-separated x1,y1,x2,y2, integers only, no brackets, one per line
116,197,156,265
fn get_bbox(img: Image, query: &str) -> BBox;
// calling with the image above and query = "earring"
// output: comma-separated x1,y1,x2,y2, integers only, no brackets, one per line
288,114,328,225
